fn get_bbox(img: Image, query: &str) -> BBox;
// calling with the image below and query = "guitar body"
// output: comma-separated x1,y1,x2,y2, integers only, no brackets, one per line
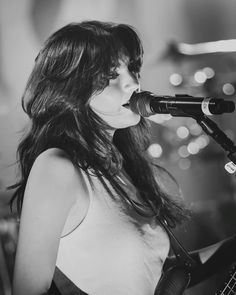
154,266,191,295
155,263,236,295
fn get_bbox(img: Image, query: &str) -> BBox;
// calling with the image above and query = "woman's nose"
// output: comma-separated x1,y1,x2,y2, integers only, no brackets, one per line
124,71,140,92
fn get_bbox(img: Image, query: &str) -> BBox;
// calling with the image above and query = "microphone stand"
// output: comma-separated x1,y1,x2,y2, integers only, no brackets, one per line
186,112,236,169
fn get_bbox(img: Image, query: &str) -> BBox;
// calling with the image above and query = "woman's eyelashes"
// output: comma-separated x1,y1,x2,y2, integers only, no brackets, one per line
109,69,140,81
106,61,141,83
108,71,119,80
128,60,141,73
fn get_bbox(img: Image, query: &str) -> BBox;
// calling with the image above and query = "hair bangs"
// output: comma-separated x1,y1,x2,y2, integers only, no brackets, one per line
87,22,143,94
113,24,143,72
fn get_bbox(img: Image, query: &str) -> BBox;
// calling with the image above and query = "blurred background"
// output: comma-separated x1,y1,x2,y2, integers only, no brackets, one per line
0,0,236,294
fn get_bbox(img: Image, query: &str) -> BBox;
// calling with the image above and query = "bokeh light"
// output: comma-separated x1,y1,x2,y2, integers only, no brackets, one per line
148,143,163,158
169,73,183,86
178,158,191,170
178,145,190,158
194,70,207,84
222,83,235,96
187,141,200,154
189,123,202,136
202,67,215,79
176,126,190,139
148,114,172,124
195,135,210,149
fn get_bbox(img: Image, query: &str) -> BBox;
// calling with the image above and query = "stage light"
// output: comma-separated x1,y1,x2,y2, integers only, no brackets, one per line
195,135,210,149
187,141,200,155
194,71,207,84
202,67,215,79
178,145,190,158
189,123,202,136
176,126,189,139
169,73,183,86
178,158,191,170
147,143,163,158
222,83,235,96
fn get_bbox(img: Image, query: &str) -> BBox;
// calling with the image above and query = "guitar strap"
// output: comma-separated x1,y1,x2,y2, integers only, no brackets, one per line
157,217,199,269
153,218,201,294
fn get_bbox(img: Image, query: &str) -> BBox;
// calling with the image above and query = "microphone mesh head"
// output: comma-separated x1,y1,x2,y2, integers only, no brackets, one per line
130,91,153,117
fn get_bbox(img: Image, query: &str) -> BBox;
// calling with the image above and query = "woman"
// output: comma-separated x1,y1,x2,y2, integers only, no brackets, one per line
10,21,236,295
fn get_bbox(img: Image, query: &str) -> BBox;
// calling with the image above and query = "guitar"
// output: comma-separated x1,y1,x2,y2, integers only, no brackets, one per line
216,264,236,295
155,263,236,295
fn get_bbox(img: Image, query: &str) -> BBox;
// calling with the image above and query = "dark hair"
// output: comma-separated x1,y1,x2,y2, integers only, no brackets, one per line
10,20,188,227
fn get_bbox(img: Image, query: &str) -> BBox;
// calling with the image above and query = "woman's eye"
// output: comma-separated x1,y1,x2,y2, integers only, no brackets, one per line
109,72,119,80
128,64,140,77
129,69,140,80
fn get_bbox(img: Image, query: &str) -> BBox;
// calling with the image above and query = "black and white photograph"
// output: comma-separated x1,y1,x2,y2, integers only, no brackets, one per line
0,1,236,294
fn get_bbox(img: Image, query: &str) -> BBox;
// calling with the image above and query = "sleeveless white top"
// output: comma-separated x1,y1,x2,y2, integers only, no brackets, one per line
56,170,170,295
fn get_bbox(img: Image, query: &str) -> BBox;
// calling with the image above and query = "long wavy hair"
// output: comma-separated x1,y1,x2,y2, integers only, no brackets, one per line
10,20,188,227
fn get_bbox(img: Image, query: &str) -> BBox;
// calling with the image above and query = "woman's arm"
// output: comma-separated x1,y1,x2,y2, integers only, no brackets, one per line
12,149,88,295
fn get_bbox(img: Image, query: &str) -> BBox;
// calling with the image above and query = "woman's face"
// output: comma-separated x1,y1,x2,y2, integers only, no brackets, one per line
89,59,141,131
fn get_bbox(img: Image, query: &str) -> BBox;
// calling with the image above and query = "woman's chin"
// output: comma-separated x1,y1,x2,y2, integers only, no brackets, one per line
110,114,141,129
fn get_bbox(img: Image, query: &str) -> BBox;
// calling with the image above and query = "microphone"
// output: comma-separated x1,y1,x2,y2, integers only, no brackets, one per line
129,91,235,117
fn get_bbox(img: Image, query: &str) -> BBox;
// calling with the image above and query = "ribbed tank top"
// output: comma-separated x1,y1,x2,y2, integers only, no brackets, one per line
56,169,170,295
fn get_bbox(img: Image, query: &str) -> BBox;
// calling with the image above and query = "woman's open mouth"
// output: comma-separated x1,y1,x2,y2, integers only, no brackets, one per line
122,102,130,109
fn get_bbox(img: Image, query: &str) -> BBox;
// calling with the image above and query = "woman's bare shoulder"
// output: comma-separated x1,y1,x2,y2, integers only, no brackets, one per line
33,148,76,179
25,148,87,208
